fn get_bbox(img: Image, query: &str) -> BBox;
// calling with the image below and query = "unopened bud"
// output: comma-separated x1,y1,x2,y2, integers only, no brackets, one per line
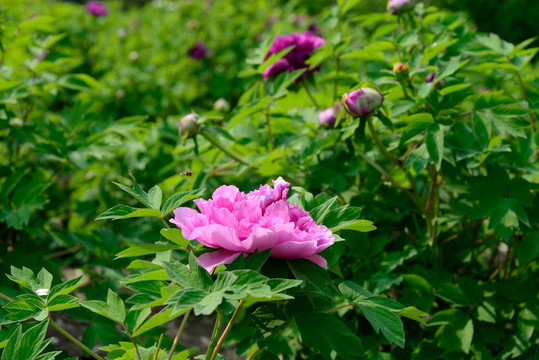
178,113,199,138
342,86,384,117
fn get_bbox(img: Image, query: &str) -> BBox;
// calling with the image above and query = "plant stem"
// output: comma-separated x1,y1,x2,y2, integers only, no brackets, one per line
210,300,244,360
49,316,104,360
161,217,171,229
200,130,249,166
166,310,191,360
301,78,319,107
367,117,400,164
205,310,225,360
129,334,143,360
0,292,14,301
154,334,164,360
265,103,276,150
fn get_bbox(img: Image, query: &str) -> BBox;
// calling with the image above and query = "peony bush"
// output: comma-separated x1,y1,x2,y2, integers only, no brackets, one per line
0,0,538,359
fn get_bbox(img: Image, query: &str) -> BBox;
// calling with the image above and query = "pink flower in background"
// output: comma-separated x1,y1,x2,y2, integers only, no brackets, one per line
318,103,343,128
86,1,108,17
171,178,334,273
387,0,414,14
188,40,211,60
263,31,325,79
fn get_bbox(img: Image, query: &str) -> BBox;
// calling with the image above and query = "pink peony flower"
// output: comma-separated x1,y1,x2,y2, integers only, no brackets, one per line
318,103,343,128
171,178,334,273
86,1,108,17
342,86,384,117
263,31,325,79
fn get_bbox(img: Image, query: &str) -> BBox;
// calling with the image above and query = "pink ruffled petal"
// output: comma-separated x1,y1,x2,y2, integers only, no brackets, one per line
270,240,318,258
305,254,328,268
191,224,244,251
242,227,279,253
171,207,205,239
197,249,241,274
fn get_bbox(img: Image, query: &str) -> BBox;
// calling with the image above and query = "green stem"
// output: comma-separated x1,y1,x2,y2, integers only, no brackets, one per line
166,310,191,360
200,130,249,166
205,310,225,360
301,78,319,107
49,316,104,360
154,334,164,360
210,300,244,360
129,334,143,360
265,104,276,150
0,292,14,302
160,217,171,229
367,117,400,164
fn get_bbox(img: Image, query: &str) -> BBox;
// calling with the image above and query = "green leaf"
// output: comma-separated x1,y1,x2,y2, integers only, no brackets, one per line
80,289,126,324
472,112,491,149
296,312,364,359
426,124,444,169
113,172,151,208
476,33,514,56
95,205,138,220
357,302,405,347
244,249,271,271
133,308,185,336
48,276,84,301
147,185,163,210
19,321,49,360
309,196,338,224
125,308,151,334
47,295,80,312
115,208,162,220
517,231,539,266
160,228,190,247
165,288,208,315
435,58,469,82
2,324,22,360
162,255,212,291
194,292,223,316
330,219,376,232
115,244,181,259
161,189,205,216
288,259,334,298
399,113,434,146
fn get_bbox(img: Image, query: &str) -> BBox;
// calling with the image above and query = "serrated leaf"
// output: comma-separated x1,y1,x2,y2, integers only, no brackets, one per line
80,289,126,324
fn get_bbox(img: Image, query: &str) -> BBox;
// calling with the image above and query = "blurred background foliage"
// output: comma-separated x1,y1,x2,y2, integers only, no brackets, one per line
1,0,538,359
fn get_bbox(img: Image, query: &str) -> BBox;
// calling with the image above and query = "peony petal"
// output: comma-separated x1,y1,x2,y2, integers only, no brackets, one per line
305,254,328,268
197,249,241,274
270,240,318,258
191,223,244,251
242,227,279,253
171,207,205,239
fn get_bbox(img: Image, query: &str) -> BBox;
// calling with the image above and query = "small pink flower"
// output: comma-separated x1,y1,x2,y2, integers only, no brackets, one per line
86,1,108,17
171,178,334,273
318,103,343,128
188,40,211,60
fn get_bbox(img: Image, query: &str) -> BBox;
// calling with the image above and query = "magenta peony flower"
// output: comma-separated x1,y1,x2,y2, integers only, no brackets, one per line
263,31,325,79
188,40,210,60
342,87,384,117
86,1,108,17
171,178,334,273
318,103,343,128
387,0,414,15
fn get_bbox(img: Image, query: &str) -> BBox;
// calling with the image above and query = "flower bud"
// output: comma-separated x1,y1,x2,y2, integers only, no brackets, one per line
178,113,199,138
387,0,414,15
188,40,210,60
214,98,230,112
342,86,384,117
393,62,408,74
425,73,436,83
318,103,342,128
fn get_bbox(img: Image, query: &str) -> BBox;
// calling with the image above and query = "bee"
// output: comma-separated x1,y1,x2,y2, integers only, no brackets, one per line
180,171,193,176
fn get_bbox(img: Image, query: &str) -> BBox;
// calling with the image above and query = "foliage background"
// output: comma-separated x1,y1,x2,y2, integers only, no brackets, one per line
1,0,538,359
